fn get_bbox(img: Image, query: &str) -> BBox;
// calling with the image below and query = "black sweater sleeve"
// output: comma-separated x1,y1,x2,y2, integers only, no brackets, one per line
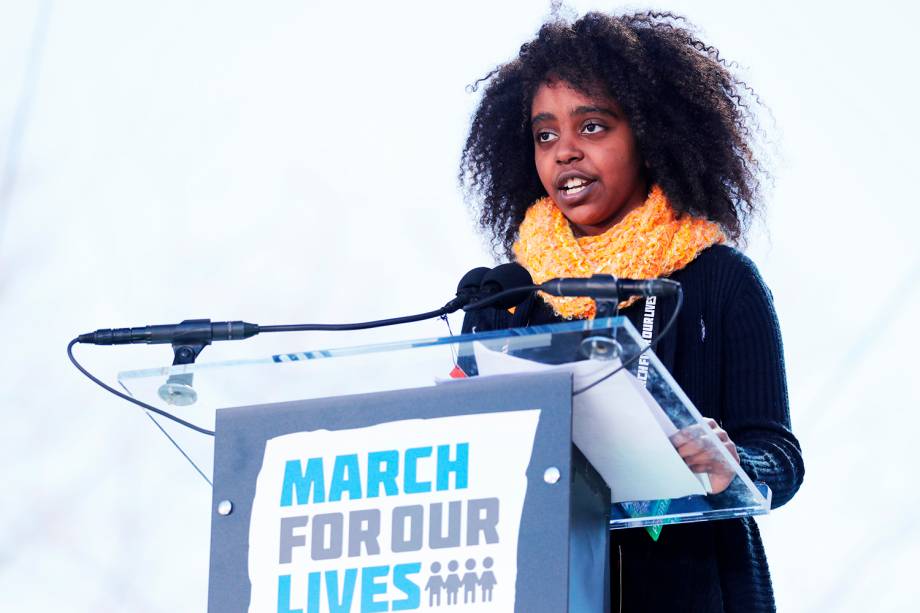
721,258,805,508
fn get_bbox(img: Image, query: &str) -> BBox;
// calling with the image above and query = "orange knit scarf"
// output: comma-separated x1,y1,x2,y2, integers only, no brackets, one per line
513,185,725,319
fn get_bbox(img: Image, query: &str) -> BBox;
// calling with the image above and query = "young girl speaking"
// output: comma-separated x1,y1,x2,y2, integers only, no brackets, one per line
460,11,804,613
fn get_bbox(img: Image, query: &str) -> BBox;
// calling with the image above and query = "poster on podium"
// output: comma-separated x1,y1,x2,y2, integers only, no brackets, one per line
207,372,603,613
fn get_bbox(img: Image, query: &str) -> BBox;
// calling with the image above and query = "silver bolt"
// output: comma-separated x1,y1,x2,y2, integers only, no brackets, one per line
543,466,561,484
217,500,233,516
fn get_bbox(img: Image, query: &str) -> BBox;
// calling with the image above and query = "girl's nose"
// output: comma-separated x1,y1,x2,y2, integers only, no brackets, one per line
555,133,583,164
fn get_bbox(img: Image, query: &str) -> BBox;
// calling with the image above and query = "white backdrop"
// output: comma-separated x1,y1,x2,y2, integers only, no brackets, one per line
1,1,918,611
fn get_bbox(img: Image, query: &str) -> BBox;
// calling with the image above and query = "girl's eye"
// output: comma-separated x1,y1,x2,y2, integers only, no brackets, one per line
535,131,557,143
582,122,606,135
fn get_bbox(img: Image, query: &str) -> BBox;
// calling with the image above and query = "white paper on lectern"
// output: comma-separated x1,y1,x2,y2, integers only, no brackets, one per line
472,342,707,503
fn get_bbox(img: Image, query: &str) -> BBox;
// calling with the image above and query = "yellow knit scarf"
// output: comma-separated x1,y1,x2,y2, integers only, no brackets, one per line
513,185,725,319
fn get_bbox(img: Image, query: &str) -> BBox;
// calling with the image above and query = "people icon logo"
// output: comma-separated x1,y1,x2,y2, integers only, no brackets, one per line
424,557,497,607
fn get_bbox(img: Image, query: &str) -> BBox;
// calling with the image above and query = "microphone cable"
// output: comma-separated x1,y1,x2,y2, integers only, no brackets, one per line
67,306,457,438
68,337,217,436
258,307,449,334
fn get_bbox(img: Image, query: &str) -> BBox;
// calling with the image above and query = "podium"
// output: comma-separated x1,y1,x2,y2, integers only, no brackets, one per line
118,317,771,613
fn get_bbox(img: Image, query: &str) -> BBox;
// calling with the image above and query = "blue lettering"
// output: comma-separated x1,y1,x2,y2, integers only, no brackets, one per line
329,454,362,502
437,443,469,491
276,575,303,613
280,443,470,504
404,447,432,494
361,565,389,612
280,459,325,506
367,450,399,498
307,572,320,613
325,568,357,613
392,563,422,610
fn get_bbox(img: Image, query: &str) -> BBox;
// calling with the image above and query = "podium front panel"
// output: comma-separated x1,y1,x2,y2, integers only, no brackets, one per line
208,371,604,613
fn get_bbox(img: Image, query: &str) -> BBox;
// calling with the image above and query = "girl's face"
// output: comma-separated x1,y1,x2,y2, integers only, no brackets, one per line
530,81,648,236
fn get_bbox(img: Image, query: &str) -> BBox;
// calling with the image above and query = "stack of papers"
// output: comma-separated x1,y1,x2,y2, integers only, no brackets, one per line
470,342,708,503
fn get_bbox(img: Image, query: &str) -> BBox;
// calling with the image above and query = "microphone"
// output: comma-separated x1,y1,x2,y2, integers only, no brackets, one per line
478,264,535,308
539,275,680,300
76,319,261,408
77,265,513,346
441,266,491,312
463,263,535,311
77,319,259,346
71,267,535,419
75,272,674,346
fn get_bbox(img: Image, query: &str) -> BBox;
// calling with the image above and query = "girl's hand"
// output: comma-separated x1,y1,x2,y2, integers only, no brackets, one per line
669,418,741,495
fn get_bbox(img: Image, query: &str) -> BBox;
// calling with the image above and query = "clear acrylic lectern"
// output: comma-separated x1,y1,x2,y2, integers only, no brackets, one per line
118,316,771,530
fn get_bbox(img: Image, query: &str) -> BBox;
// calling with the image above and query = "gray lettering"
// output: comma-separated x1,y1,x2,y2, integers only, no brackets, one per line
391,505,424,552
279,515,308,563
466,497,499,545
429,501,462,549
347,509,381,557
312,512,343,560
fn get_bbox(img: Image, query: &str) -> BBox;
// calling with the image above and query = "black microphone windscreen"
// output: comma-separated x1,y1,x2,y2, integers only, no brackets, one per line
456,266,491,294
480,263,534,308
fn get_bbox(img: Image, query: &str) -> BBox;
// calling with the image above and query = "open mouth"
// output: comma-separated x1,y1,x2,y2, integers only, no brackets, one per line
558,176,595,196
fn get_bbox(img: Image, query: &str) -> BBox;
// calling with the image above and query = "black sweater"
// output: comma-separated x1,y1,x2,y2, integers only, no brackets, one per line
462,245,804,613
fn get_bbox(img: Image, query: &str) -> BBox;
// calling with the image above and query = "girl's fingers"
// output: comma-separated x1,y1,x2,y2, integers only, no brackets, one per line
673,420,739,464
682,450,713,467
671,424,707,446
687,462,714,474
724,441,740,463
684,448,733,470
676,439,708,458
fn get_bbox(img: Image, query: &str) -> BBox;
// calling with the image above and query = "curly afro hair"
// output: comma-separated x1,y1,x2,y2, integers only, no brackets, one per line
460,10,768,258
